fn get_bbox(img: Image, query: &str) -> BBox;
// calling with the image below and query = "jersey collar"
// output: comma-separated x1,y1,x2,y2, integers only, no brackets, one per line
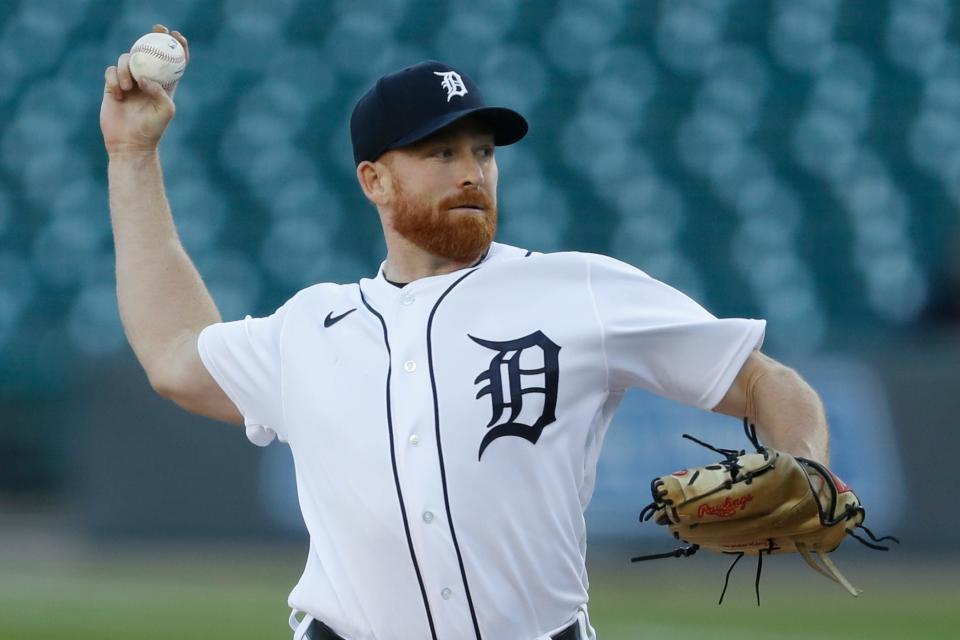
380,248,491,288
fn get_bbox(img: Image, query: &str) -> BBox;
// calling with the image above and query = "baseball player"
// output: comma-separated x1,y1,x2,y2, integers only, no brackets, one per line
101,26,830,640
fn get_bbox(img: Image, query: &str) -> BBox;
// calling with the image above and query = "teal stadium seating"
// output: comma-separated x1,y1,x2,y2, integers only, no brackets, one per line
0,0,957,393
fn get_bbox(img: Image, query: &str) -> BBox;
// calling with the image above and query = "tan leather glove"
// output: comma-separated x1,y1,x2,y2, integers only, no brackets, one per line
632,420,898,603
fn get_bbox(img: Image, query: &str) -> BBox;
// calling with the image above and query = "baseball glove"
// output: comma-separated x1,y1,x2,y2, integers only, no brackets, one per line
632,419,897,604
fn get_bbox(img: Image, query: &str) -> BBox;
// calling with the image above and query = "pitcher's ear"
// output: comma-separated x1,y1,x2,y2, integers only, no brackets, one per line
357,160,388,205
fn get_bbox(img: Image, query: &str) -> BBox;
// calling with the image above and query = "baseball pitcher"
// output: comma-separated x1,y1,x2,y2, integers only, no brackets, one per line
102,26,835,640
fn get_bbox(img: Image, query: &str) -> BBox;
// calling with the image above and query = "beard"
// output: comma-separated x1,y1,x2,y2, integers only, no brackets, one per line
391,180,497,263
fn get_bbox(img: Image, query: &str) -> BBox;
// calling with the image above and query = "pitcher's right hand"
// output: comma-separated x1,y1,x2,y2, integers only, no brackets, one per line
100,24,189,156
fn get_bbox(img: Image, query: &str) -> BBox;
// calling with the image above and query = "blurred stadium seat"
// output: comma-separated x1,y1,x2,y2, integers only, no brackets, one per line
0,0,956,433
0,0,960,367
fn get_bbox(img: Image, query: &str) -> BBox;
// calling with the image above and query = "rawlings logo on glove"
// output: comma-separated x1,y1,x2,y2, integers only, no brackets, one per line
632,419,898,604
698,494,754,518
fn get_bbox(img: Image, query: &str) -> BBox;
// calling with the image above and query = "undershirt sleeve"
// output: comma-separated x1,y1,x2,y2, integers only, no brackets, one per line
197,302,290,446
586,253,766,410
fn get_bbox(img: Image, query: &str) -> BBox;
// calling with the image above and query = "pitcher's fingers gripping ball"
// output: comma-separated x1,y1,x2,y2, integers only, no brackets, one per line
128,32,186,91
632,419,899,604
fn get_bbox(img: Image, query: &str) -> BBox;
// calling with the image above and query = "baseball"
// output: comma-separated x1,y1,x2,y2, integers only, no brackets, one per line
128,32,186,89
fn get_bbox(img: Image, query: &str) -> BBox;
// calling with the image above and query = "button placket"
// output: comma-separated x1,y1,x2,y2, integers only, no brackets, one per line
386,285,468,624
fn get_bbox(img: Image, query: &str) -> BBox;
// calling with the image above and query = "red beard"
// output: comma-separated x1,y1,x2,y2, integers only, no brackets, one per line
391,181,497,262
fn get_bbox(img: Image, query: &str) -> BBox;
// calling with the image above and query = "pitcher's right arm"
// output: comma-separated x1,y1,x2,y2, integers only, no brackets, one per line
100,25,241,424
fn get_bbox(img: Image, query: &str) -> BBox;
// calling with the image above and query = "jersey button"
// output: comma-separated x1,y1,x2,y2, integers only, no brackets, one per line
401,295,415,305
409,434,420,446
441,588,452,600
403,360,417,372
422,511,434,523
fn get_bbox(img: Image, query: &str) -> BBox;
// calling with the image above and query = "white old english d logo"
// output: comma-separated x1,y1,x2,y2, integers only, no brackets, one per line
433,70,468,102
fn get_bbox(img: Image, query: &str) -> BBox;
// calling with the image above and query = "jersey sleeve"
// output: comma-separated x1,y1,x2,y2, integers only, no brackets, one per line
586,254,765,410
197,302,291,447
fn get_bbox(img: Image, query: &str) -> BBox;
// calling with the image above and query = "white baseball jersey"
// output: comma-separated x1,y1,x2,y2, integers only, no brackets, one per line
197,242,765,640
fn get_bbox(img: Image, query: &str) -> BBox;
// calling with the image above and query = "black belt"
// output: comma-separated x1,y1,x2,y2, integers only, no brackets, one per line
308,617,581,640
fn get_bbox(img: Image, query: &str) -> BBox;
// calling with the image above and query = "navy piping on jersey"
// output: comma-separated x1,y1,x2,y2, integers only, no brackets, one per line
358,286,439,640
426,268,484,640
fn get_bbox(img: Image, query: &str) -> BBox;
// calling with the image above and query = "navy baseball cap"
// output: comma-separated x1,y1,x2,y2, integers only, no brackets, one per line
350,60,528,165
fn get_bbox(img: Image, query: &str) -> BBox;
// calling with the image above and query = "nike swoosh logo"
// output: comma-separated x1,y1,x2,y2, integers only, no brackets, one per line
324,308,357,328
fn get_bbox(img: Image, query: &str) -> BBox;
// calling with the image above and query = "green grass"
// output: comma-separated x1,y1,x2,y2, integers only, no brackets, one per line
0,549,296,640
587,554,960,639
0,549,957,639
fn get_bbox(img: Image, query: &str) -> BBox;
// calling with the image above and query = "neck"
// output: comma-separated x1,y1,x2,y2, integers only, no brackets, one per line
382,233,486,284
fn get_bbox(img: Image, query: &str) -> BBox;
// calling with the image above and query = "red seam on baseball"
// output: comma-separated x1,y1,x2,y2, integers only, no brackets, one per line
131,43,185,64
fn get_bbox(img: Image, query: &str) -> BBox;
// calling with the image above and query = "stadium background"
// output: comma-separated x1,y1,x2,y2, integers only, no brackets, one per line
0,0,958,638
